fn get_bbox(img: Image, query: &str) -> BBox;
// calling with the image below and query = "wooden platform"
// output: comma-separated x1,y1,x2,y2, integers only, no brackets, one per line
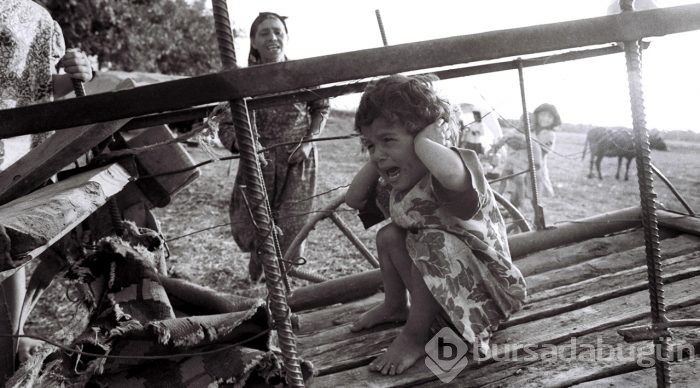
293,211,700,387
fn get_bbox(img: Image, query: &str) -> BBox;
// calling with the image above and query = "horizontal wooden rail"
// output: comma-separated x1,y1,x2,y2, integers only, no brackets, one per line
1,4,699,135
122,43,639,131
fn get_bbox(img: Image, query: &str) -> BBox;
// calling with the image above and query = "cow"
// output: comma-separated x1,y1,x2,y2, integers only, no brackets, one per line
582,127,668,180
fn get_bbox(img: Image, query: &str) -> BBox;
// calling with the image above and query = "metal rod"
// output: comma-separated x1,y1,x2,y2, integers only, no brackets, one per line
209,2,304,386
619,1,671,387
375,9,388,46
516,60,545,230
329,213,380,268
650,163,696,216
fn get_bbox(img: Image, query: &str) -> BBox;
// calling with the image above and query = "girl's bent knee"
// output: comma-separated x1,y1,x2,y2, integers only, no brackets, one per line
377,223,406,247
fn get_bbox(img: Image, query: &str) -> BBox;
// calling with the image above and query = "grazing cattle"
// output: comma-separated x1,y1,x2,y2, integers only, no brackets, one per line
582,127,668,180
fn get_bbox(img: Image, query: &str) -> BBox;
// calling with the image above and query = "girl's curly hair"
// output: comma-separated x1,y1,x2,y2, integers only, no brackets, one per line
355,74,458,145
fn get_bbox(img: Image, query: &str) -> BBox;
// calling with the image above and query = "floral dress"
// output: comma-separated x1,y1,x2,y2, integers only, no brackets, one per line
224,99,330,255
0,0,64,167
367,148,527,356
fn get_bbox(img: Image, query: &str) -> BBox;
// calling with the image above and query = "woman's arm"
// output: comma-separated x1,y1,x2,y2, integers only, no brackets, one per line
52,50,93,98
414,120,471,192
288,99,331,164
346,161,380,210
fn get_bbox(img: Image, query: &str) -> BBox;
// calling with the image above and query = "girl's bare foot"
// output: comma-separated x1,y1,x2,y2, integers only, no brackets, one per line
350,302,408,332
369,332,425,375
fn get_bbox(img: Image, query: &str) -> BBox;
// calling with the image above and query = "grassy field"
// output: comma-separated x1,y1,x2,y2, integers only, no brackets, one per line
26,111,700,337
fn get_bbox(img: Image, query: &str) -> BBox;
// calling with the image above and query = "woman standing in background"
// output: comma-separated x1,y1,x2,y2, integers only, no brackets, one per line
219,12,330,281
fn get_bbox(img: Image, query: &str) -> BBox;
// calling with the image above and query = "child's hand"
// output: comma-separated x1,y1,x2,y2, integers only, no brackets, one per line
416,119,447,145
59,50,93,82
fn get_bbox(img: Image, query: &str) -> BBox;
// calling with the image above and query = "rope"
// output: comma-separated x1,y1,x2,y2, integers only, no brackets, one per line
620,1,671,387
210,2,304,386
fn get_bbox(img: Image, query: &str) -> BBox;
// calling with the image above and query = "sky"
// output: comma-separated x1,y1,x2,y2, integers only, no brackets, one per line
213,0,700,132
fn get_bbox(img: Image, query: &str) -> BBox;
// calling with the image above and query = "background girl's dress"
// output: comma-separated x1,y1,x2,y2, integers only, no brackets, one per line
389,148,527,356
535,128,556,197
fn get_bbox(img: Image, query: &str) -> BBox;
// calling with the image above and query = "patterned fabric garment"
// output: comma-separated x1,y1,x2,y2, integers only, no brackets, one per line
0,0,64,166
228,99,330,255
389,148,527,356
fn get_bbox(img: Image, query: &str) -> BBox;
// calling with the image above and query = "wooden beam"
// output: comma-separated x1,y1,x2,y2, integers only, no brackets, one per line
508,206,641,259
122,44,637,132
0,163,131,282
289,207,643,312
658,209,700,237
0,78,134,206
2,4,699,135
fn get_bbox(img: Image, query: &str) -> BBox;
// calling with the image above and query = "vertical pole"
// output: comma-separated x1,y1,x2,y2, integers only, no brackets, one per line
209,2,304,387
619,1,671,387
375,9,389,46
516,60,545,230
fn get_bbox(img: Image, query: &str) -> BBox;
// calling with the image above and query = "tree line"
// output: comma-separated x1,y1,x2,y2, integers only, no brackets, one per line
39,0,242,76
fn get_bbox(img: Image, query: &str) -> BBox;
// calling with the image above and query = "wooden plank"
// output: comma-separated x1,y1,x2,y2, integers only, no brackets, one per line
0,79,134,206
659,210,700,238
296,293,383,336
573,360,700,387
309,275,700,386
0,163,131,282
506,250,700,328
415,302,700,387
3,5,700,135
516,228,647,277
525,234,700,294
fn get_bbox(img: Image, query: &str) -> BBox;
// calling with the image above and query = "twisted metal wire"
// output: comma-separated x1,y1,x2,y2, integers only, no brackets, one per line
620,1,671,387
210,1,304,386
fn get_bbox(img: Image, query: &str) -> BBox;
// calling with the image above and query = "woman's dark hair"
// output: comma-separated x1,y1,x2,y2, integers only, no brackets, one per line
248,12,288,66
355,74,455,140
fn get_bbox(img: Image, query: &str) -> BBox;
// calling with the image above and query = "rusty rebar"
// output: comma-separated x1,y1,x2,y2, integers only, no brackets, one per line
516,60,545,230
620,1,671,387
210,1,304,386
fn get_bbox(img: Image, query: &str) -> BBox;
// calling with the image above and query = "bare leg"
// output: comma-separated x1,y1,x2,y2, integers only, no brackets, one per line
3,268,41,364
369,262,442,375
351,224,409,332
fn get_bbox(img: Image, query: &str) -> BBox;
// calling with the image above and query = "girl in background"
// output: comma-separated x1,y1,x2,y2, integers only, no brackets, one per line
532,103,561,197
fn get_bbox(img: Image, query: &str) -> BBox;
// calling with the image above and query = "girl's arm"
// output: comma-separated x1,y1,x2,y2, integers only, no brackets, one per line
414,120,472,192
346,161,380,209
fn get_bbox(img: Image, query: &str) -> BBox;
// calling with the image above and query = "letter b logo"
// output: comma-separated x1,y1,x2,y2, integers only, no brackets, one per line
438,337,459,360
425,328,469,382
